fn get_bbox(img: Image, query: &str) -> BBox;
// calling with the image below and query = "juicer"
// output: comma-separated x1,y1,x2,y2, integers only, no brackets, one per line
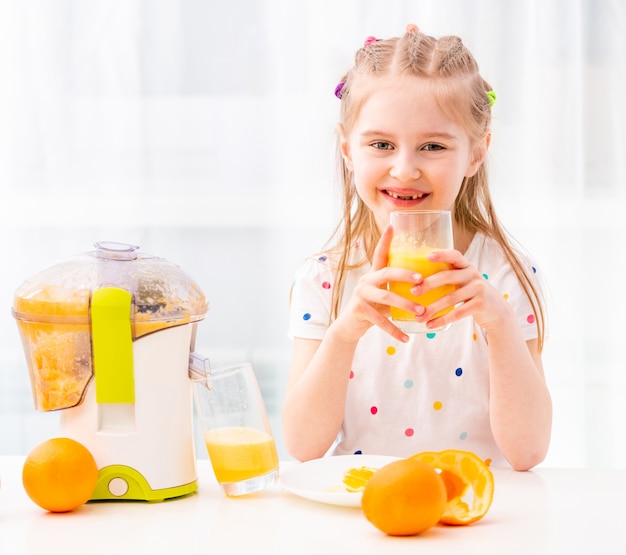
12,242,211,501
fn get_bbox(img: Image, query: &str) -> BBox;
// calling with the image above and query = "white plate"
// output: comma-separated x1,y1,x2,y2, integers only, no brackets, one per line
280,454,399,507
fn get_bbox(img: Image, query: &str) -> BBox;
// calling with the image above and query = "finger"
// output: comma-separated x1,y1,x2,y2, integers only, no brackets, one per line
424,313,453,331
416,284,467,322
373,313,411,343
385,323,411,343
424,297,476,330
383,267,424,285
411,264,474,293
427,248,471,269
352,298,411,343
418,276,487,324
370,284,426,317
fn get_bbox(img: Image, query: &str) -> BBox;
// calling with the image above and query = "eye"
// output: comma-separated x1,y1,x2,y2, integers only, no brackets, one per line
422,143,444,151
371,141,394,150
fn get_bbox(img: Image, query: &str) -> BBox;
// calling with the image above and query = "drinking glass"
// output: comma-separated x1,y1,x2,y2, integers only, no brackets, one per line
191,361,279,496
388,210,455,333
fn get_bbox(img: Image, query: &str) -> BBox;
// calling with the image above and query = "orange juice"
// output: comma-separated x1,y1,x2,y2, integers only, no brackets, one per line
14,284,200,411
204,427,279,484
388,248,455,321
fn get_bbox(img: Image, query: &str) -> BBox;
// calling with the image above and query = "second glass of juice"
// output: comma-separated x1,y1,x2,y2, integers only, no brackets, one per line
191,362,279,496
388,210,455,333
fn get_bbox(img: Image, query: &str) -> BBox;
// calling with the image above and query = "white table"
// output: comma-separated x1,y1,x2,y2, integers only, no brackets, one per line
0,456,623,554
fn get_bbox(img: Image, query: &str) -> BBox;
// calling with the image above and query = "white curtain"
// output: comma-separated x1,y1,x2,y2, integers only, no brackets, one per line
0,0,624,467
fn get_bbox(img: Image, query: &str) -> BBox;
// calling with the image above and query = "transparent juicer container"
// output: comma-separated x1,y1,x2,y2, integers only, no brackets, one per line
12,242,208,412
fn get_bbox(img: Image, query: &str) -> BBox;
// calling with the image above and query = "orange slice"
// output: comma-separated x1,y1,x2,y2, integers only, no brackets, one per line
342,466,377,492
411,449,494,525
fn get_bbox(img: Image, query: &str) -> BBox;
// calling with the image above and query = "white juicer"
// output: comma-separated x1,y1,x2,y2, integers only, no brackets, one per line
12,242,211,501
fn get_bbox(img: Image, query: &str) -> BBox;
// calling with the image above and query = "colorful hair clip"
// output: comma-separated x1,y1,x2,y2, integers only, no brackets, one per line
487,90,497,107
363,36,378,46
335,81,345,100
406,23,419,33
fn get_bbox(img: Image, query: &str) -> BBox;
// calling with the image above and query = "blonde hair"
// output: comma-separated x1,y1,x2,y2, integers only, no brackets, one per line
326,27,546,350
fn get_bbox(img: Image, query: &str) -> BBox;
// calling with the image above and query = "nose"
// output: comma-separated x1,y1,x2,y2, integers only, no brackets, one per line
388,150,420,182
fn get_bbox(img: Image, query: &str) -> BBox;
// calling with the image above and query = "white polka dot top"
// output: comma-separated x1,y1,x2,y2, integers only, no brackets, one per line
288,233,544,466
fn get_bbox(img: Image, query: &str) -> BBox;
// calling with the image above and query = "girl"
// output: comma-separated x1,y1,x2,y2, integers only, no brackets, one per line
282,25,551,471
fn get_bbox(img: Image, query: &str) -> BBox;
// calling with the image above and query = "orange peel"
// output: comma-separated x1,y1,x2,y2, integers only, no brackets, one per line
411,449,494,525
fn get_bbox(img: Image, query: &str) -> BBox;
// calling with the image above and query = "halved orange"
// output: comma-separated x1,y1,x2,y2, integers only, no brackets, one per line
411,449,494,525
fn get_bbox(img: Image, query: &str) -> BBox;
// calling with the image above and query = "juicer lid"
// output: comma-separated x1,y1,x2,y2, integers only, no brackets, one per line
12,242,209,334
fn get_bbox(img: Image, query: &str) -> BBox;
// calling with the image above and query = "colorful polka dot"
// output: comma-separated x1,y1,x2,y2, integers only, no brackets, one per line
318,255,327,262
503,293,509,300
302,313,311,321
321,281,331,290
403,379,414,388
426,332,436,339
455,367,463,377
532,266,537,273
472,333,477,341
370,406,378,415
349,370,354,379
433,401,443,411
482,273,489,280
459,431,468,440
527,314,536,324
354,450,362,455
404,428,414,437
386,346,396,356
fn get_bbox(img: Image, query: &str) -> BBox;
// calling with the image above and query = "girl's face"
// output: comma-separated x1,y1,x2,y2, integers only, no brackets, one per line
339,76,488,234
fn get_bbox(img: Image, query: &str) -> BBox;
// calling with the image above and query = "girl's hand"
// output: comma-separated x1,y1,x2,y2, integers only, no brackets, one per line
332,225,421,344
411,249,512,332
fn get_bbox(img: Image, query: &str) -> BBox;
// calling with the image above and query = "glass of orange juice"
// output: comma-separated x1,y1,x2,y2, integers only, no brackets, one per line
191,362,279,496
388,210,455,333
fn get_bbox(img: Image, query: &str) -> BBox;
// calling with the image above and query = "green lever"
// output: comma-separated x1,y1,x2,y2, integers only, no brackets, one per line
91,287,134,404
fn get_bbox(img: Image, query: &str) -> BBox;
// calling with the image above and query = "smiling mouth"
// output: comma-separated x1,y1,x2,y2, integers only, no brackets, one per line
386,190,428,200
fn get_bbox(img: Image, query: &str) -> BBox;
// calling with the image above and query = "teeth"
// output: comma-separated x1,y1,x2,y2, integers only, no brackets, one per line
388,191,425,200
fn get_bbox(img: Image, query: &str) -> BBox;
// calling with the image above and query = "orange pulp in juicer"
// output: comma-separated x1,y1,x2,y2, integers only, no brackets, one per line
14,285,196,412
14,287,93,412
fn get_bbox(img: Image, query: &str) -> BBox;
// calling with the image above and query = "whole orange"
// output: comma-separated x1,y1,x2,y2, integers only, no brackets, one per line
361,457,447,536
22,437,99,512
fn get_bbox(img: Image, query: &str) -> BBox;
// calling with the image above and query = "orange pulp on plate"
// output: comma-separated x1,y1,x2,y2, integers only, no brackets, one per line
411,449,494,525
361,458,446,536
343,466,377,492
22,437,99,512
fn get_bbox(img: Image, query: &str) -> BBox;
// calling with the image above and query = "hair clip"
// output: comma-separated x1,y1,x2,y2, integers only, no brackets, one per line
487,90,497,107
406,23,419,33
363,36,378,47
334,81,345,100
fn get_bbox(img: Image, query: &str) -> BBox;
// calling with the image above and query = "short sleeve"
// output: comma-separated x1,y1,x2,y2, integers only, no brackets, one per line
469,234,546,343
488,255,545,342
288,255,335,340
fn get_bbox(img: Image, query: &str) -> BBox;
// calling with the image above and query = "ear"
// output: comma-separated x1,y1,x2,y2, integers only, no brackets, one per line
337,123,354,172
465,131,491,177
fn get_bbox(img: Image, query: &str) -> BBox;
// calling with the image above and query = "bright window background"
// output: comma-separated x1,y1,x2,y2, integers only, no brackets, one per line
0,0,624,468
